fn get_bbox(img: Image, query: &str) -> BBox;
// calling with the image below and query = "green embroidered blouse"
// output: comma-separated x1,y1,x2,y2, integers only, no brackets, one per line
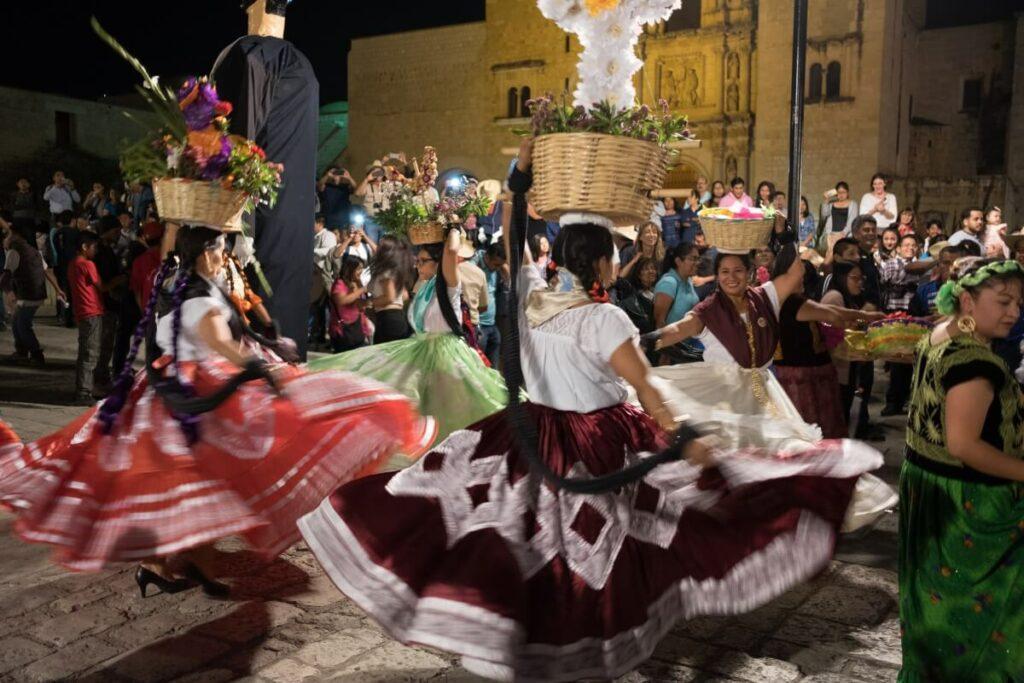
906,334,1024,465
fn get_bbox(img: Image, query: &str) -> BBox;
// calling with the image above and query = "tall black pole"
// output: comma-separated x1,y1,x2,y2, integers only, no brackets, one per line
787,0,809,226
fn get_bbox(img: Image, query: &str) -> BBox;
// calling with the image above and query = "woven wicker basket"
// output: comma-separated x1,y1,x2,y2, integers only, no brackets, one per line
530,133,669,225
408,222,445,245
698,216,774,254
153,178,247,232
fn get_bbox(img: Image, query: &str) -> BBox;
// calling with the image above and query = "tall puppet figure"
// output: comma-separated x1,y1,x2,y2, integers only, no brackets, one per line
212,0,318,357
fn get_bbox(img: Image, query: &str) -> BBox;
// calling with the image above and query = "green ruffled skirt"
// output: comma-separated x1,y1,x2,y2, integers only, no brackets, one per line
308,333,508,445
898,458,1024,682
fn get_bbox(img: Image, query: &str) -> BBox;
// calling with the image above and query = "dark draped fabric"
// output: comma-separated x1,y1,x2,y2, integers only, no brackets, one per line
692,287,779,367
212,35,319,358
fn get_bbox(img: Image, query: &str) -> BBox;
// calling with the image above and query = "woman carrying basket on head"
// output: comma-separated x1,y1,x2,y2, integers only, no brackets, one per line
296,139,888,682
645,213,896,531
0,223,433,597
306,223,508,445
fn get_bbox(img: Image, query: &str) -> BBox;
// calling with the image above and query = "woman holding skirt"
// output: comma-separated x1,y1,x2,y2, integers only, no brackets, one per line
297,143,887,681
307,228,507,445
0,225,431,593
647,246,896,531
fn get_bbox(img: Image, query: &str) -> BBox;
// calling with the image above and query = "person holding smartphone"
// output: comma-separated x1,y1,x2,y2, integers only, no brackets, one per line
317,166,355,231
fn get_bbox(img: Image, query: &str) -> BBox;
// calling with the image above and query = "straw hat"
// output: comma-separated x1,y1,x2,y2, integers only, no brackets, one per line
927,240,949,261
799,245,824,267
612,224,638,242
1003,229,1024,254
477,179,502,202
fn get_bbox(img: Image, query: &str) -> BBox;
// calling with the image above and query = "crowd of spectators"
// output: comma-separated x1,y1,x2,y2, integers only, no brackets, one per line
1,171,161,404
4,163,1020,431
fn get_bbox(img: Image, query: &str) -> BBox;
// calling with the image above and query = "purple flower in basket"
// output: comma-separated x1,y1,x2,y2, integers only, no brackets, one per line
178,77,222,132
199,136,232,180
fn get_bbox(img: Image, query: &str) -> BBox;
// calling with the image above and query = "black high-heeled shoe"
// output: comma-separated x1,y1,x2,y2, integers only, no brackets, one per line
182,563,231,599
134,566,194,598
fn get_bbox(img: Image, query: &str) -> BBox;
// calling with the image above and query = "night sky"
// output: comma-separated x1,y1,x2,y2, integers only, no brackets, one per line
0,1,484,105
0,0,1021,105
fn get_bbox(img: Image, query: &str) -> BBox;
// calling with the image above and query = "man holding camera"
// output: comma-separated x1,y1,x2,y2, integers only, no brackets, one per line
318,167,355,232
43,172,79,227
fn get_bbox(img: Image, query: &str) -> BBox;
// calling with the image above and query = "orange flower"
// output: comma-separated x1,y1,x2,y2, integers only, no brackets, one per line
187,128,225,157
584,0,619,16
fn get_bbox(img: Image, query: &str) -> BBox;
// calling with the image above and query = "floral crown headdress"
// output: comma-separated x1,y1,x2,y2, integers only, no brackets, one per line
935,259,1024,315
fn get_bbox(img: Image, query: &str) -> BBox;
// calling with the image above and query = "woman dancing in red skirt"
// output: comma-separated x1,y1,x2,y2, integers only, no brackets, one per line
0,224,433,596
297,142,886,681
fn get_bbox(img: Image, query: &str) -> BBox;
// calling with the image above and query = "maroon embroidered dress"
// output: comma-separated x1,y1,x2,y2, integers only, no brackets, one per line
298,264,884,682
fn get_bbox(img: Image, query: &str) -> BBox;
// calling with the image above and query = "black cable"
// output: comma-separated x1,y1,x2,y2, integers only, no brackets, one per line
500,174,701,495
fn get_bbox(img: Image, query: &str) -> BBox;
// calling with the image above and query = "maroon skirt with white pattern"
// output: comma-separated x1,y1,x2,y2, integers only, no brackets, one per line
298,401,882,682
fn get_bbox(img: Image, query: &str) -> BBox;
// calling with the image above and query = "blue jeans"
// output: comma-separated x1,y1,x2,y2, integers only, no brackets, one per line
12,304,41,356
478,323,501,368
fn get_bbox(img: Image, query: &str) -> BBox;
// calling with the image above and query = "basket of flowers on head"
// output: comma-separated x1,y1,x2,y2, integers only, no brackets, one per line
94,20,283,233
697,206,776,254
375,146,492,245
525,96,693,226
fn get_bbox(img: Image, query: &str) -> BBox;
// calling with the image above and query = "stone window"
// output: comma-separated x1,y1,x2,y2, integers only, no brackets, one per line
520,86,532,117
961,77,983,111
55,111,75,147
665,0,701,31
807,63,823,101
507,87,519,118
825,62,841,101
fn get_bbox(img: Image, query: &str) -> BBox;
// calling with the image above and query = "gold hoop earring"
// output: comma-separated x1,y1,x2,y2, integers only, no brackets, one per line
957,315,977,335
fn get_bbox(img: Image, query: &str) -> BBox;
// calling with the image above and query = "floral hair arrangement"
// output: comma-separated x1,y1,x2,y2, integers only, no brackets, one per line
523,94,692,146
935,258,1024,316
93,19,282,210
373,148,492,238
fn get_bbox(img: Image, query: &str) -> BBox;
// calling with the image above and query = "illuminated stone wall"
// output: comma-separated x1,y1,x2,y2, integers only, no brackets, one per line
346,0,1020,224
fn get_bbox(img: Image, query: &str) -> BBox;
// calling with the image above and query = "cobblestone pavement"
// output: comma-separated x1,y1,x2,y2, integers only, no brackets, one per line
0,314,907,682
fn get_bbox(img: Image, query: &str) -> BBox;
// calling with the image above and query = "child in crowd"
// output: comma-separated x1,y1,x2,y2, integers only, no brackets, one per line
67,231,104,404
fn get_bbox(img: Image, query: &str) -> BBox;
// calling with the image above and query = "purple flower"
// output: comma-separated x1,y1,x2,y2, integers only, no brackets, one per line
178,78,222,132
199,136,232,180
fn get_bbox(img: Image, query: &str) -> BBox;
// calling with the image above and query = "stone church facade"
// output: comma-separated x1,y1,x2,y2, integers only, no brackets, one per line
346,0,1023,227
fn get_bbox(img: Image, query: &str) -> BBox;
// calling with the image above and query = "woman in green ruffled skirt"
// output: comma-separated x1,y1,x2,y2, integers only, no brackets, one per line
899,258,1024,681
309,228,507,446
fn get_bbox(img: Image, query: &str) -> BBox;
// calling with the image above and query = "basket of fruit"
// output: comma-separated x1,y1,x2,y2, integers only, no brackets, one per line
863,313,932,362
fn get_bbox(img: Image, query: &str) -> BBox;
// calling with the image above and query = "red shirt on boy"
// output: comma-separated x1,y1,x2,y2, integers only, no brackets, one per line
68,256,104,322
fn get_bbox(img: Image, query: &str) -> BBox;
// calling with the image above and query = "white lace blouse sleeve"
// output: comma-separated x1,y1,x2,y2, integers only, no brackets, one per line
586,305,639,363
180,296,231,333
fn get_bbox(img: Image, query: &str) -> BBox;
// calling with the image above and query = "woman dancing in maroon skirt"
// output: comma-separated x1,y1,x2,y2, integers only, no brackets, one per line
297,141,885,681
